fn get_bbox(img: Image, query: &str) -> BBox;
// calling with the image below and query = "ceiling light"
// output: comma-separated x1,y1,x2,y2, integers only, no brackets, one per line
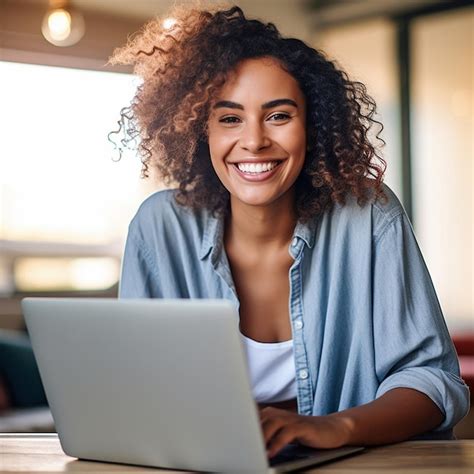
41,2,85,47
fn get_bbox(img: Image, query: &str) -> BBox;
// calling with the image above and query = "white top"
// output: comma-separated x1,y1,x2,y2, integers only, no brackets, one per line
239,332,297,403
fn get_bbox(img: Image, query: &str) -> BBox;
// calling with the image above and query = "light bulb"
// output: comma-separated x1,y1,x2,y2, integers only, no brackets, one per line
42,7,85,47
47,9,71,41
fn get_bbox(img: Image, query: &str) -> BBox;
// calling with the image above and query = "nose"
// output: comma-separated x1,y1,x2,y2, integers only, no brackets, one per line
239,120,271,153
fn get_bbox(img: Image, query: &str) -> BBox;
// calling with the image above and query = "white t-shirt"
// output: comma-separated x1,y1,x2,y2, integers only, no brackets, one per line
239,332,297,403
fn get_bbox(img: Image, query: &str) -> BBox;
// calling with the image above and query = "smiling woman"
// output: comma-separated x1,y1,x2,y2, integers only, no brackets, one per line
207,58,307,209
109,4,386,220
111,2,469,462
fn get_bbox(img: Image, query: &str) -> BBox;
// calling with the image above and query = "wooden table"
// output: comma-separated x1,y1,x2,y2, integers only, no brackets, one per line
1,434,474,473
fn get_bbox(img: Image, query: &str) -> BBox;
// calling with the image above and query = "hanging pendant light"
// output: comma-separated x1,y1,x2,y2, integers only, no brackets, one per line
41,0,85,47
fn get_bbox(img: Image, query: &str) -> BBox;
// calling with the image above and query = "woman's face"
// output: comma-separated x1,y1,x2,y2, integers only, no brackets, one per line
207,57,307,210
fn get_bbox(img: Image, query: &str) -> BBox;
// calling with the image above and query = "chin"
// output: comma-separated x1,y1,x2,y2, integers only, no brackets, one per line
230,190,285,208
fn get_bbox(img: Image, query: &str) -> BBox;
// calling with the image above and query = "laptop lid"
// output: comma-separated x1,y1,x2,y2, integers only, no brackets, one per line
22,297,363,473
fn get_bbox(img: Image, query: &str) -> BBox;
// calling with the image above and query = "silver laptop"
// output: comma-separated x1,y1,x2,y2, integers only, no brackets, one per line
22,298,364,473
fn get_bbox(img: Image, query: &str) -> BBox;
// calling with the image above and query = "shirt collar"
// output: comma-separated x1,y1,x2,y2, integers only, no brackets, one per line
200,211,318,261
200,212,224,261
293,218,317,249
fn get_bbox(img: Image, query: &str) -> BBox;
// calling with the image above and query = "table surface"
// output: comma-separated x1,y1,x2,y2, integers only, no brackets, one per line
1,434,474,473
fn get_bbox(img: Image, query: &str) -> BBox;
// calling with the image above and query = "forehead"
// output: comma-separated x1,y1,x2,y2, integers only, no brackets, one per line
218,57,305,104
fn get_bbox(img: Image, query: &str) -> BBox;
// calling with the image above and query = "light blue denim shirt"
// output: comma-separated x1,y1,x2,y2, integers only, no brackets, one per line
119,185,470,438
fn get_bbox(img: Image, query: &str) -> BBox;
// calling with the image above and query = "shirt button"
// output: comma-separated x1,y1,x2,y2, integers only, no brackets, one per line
291,237,298,247
299,369,309,380
294,319,303,330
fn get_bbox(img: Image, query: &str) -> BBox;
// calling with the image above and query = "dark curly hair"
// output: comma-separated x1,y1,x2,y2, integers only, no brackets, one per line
109,3,386,221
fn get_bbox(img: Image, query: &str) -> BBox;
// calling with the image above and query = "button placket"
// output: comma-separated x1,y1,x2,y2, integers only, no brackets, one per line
288,253,313,415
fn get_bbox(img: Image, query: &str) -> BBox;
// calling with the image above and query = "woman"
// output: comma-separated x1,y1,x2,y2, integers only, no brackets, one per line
111,4,469,458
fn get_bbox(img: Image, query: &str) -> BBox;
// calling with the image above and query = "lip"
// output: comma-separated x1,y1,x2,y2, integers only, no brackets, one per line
230,161,283,182
230,158,283,164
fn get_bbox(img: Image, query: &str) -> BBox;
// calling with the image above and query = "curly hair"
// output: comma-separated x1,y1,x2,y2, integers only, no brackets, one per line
109,3,386,221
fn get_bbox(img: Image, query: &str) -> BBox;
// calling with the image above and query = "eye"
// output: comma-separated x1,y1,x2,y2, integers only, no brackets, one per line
219,116,241,124
268,112,291,122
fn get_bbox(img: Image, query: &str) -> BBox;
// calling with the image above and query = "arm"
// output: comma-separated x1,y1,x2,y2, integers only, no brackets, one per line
370,211,469,433
262,209,469,458
119,190,194,299
261,386,444,457
119,230,162,298
332,387,443,445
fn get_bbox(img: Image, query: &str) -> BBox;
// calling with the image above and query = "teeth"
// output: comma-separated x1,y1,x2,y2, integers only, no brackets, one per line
236,161,279,173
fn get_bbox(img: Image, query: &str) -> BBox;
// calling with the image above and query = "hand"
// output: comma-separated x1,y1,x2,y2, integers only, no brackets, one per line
259,407,350,458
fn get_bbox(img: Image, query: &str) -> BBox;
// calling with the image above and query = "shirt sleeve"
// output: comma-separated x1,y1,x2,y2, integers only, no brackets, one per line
119,231,162,298
372,212,470,432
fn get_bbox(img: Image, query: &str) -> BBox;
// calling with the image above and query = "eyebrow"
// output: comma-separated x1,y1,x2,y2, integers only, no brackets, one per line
213,98,298,110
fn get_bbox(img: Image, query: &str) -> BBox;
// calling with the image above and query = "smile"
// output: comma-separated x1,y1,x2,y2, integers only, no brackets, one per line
236,161,280,174
231,160,283,182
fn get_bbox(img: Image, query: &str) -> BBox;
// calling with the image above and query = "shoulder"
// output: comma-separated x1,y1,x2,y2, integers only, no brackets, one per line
327,182,407,241
371,183,405,221
132,188,179,221
370,183,407,241
127,188,207,243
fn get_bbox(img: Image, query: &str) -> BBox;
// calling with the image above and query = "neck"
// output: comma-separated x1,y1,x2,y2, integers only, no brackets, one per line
225,191,297,252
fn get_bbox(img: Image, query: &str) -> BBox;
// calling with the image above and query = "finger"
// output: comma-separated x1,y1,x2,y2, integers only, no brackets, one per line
259,406,286,422
261,415,287,445
259,406,279,422
266,427,298,459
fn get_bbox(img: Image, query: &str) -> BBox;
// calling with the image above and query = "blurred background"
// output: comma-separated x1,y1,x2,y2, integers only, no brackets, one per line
0,0,473,435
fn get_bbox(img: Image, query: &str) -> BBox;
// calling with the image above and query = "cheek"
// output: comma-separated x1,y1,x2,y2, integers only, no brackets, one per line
293,122,307,155
208,140,224,173
278,125,306,162
207,135,230,185
208,130,234,167
207,128,222,167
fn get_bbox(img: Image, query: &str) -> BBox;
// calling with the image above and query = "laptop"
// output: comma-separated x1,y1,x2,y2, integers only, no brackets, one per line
22,298,364,473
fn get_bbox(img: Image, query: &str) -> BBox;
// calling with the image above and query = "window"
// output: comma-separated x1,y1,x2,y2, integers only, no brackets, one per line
0,61,158,293
411,8,473,332
314,18,402,197
314,9,473,331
